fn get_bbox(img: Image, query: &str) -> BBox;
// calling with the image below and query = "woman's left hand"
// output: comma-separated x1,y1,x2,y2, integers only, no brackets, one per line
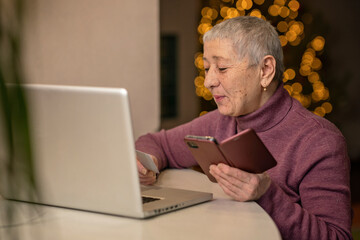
209,163,271,201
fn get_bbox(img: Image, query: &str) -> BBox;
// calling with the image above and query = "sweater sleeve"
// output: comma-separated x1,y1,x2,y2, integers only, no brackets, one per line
135,110,223,170
257,129,352,240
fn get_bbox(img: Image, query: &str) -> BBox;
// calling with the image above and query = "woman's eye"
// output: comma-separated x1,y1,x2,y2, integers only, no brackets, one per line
218,68,227,72
204,68,209,73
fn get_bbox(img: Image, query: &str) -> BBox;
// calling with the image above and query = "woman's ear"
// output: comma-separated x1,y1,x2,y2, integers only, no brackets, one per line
260,55,276,88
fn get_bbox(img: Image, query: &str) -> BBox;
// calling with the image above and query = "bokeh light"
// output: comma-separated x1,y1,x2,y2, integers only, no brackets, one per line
277,21,288,32
254,0,265,5
288,0,300,11
311,36,325,51
283,68,296,82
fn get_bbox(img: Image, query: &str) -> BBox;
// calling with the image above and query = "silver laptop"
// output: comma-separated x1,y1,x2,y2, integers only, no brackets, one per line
0,84,212,218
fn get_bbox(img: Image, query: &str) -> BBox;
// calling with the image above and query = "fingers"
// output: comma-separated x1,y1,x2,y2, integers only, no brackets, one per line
139,171,157,185
137,159,157,185
137,160,148,175
210,164,251,201
216,174,249,201
211,163,251,183
209,164,271,201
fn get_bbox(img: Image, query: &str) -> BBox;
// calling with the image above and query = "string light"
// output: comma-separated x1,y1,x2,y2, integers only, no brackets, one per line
195,0,331,117
199,111,209,116
254,0,265,5
249,9,263,18
288,0,300,11
277,21,288,32
283,68,296,82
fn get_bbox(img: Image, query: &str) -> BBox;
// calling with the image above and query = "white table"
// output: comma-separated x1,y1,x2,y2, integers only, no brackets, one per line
0,169,281,240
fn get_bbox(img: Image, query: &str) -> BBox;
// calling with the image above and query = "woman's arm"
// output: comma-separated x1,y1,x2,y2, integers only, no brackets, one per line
135,110,227,170
257,132,352,240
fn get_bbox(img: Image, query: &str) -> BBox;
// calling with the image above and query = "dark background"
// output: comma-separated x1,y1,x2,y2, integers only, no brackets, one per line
300,0,360,203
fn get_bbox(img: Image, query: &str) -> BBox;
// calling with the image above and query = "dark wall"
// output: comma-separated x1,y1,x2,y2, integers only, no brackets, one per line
301,0,360,161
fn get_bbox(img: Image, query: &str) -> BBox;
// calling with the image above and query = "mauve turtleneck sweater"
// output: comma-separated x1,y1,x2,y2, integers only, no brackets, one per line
135,84,352,239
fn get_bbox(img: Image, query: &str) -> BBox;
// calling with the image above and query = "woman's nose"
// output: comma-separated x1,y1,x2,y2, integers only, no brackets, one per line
204,68,219,89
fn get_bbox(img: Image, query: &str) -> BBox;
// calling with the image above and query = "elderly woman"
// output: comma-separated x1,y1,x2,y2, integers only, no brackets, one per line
135,16,352,239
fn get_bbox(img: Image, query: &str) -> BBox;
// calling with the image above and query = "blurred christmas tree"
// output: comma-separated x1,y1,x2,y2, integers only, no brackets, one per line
194,0,331,118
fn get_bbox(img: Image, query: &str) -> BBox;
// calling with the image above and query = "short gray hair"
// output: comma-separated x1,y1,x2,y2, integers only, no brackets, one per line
203,16,284,82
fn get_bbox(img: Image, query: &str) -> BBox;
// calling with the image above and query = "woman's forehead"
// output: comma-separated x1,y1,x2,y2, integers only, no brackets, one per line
203,39,251,66
204,38,234,50
203,39,237,61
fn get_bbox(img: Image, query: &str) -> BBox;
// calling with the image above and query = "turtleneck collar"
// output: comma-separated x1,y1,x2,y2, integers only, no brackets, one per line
235,83,293,133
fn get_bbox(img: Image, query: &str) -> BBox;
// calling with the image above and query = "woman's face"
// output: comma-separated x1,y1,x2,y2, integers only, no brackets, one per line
203,39,264,117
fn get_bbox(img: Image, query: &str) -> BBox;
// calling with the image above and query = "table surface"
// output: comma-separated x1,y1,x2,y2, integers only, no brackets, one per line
0,169,281,240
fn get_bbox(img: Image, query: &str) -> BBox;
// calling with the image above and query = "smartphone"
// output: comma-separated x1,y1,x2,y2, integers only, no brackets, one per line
218,129,277,174
184,135,226,182
184,129,277,182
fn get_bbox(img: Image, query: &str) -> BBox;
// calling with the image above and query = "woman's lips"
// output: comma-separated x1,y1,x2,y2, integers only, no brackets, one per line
213,95,225,102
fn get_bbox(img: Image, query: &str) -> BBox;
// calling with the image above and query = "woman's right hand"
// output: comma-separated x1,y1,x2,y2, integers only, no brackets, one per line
136,155,159,185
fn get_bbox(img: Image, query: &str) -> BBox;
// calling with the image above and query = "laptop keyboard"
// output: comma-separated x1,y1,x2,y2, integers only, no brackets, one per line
142,196,161,204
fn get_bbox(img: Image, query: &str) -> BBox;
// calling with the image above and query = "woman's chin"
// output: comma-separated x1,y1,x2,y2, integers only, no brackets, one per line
217,107,233,116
